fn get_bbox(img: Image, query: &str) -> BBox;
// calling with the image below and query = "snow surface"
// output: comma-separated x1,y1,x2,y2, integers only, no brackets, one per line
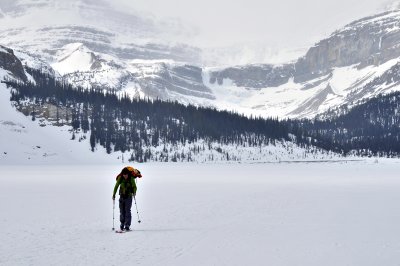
1,161,400,265
0,81,127,165
13,50,55,77
51,43,96,75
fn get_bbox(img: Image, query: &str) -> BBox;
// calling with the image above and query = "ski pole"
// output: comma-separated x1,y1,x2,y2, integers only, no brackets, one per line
133,196,141,223
112,199,115,230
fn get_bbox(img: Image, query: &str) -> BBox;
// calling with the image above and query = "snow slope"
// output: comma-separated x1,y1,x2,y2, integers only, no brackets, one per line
52,43,98,75
203,58,400,118
0,81,127,164
1,161,400,265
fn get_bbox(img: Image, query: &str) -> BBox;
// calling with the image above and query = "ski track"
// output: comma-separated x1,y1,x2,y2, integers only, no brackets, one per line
1,162,400,265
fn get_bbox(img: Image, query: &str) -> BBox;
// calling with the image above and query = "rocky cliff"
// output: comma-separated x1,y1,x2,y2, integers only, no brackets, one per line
0,45,27,82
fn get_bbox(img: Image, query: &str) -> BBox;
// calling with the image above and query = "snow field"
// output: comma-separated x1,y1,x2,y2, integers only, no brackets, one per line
0,83,126,165
1,161,400,265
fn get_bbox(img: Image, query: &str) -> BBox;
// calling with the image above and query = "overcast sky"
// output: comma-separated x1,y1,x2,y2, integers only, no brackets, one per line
115,0,396,50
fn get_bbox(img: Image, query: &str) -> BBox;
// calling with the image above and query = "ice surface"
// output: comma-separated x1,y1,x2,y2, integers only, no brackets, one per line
1,161,400,265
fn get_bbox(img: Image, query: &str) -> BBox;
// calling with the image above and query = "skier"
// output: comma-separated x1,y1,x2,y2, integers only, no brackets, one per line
112,167,140,231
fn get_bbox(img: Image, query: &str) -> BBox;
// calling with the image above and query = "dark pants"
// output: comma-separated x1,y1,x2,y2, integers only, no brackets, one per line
119,196,133,228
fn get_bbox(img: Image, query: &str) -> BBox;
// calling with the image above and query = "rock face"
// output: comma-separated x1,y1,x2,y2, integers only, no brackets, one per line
0,45,27,82
295,10,400,79
209,10,400,87
209,65,295,88
132,64,215,100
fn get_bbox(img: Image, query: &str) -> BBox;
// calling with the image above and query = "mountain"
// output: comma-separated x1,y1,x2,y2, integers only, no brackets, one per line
0,0,211,102
207,9,400,118
0,0,198,61
2,1,400,121
0,45,120,164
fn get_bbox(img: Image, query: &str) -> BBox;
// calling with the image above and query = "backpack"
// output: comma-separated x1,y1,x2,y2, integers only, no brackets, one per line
116,166,142,180
119,176,135,197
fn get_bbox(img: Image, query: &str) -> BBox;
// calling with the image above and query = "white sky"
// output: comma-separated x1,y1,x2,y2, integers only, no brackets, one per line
116,0,396,50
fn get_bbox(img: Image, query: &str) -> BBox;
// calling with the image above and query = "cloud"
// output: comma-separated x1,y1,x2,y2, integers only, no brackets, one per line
3,0,392,50
113,0,392,50
381,0,400,10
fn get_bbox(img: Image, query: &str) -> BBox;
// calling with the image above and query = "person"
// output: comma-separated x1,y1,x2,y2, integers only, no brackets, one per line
112,167,141,231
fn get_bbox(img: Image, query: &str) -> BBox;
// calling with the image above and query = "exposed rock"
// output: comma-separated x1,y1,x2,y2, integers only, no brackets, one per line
296,10,400,77
0,45,27,82
208,64,295,88
289,85,339,118
135,64,215,100
210,10,400,88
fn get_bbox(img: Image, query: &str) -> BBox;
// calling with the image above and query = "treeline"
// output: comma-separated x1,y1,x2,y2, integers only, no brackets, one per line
287,92,400,156
4,68,400,158
5,68,289,161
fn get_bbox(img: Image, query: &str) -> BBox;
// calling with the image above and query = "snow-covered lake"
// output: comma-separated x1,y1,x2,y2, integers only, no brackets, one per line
1,161,400,266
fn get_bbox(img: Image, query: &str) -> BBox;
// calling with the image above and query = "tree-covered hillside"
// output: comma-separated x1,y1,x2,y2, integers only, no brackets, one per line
4,68,400,160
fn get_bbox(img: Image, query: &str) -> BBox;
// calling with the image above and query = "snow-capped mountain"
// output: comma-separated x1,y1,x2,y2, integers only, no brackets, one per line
1,0,400,119
0,0,212,101
206,9,400,118
0,0,202,67
0,45,120,164
0,0,199,61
